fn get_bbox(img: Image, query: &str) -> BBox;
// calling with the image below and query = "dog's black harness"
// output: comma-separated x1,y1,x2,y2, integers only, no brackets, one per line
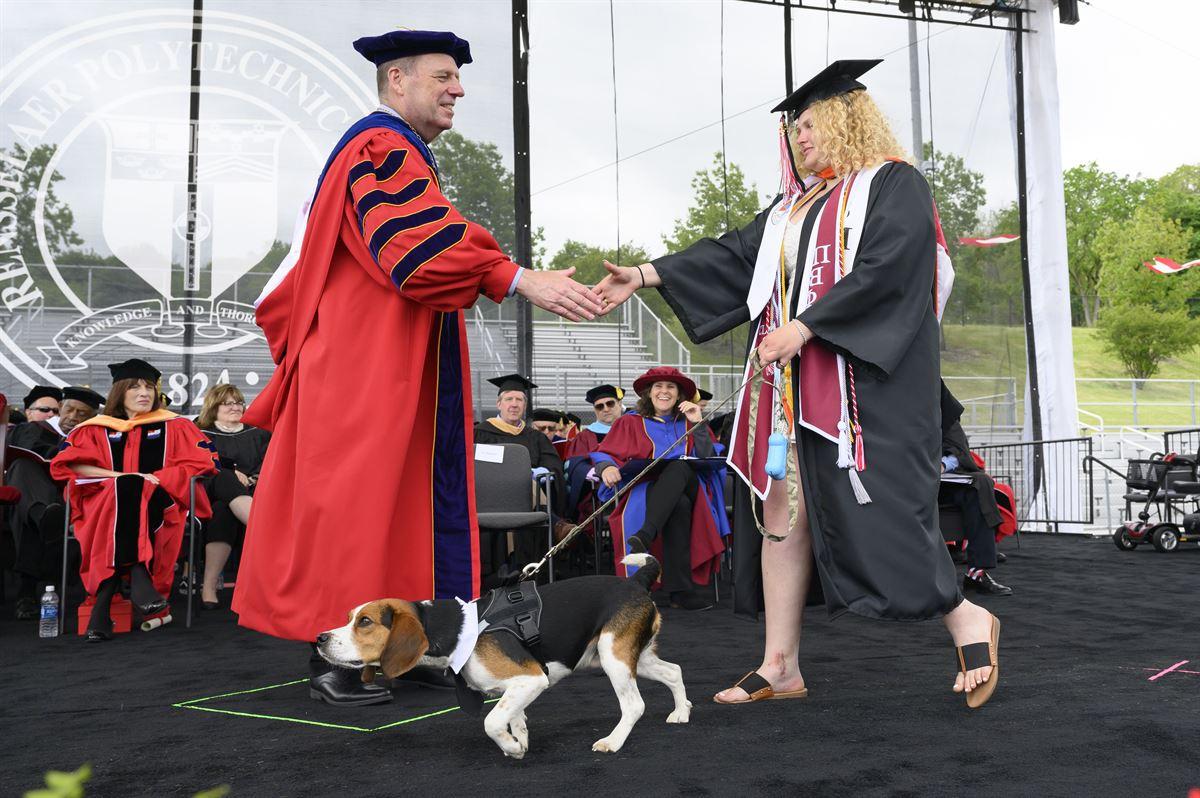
453,582,545,717
479,581,544,658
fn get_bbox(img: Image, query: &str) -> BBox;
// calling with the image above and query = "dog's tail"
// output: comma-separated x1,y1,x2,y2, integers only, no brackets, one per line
620,553,661,592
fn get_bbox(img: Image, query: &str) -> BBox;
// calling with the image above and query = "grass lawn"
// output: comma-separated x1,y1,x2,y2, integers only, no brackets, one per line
942,325,1200,428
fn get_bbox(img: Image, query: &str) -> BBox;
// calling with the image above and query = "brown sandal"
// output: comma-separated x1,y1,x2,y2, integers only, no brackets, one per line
713,671,809,704
955,614,1001,709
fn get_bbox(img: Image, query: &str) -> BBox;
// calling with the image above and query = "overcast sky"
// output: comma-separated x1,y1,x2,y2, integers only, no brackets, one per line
523,0,1200,260
2,0,1196,266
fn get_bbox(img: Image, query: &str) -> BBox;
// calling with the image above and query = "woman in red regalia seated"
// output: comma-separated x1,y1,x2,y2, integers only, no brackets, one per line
50,359,218,642
591,366,729,610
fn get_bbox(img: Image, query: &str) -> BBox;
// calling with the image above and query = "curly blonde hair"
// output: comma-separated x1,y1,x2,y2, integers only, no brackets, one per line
792,90,908,179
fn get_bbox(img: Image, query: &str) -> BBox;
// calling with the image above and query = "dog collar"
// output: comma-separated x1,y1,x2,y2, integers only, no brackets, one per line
449,598,487,674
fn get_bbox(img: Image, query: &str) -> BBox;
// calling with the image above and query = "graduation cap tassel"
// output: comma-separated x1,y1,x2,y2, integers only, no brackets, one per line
848,466,872,505
778,115,802,197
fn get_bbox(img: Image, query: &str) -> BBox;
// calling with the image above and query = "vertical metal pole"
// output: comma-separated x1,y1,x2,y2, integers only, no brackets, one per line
512,0,534,410
1131,381,1138,426
59,491,70,636
1013,17,1044,490
181,0,204,401
907,17,924,163
783,0,794,93
187,477,196,628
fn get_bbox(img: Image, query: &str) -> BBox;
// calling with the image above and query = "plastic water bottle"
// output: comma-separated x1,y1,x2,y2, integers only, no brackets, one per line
38,586,60,638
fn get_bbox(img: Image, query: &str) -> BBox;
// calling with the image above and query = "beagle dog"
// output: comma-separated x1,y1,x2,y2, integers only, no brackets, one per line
316,554,691,759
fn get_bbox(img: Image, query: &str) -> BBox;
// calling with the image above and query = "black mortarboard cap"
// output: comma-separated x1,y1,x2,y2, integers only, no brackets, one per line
107,358,161,384
584,384,624,404
488,374,536,395
565,412,582,427
531,408,562,423
23,385,62,407
697,389,713,401
771,59,882,116
62,386,105,409
353,30,473,68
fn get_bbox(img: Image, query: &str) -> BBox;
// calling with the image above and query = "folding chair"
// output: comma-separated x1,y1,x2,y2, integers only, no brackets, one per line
473,443,557,583
60,475,202,633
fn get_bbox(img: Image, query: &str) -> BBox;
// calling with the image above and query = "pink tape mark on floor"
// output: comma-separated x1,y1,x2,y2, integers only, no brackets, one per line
1148,660,1190,681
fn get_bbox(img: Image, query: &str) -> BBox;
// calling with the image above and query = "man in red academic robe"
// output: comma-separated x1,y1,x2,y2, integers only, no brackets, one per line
232,29,603,706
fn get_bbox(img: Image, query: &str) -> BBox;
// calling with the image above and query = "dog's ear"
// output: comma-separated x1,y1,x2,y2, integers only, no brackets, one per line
379,605,428,679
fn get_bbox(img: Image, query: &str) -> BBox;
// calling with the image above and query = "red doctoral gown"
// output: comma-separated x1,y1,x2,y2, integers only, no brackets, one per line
50,410,217,595
234,112,519,641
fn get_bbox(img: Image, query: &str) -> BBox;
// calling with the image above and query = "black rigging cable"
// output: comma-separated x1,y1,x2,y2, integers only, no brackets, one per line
608,0,622,386
720,0,734,374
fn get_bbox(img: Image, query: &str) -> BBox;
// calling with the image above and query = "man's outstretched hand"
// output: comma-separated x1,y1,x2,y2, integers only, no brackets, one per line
516,266,607,322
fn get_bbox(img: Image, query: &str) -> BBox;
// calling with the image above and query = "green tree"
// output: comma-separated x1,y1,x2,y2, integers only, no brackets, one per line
547,239,650,288
1094,204,1196,311
1062,163,1153,326
1149,163,1200,261
1096,305,1199,381
942,203,1024,326
432,130,516,257
923,142,986,257
661,152,763,253
0,142,83,262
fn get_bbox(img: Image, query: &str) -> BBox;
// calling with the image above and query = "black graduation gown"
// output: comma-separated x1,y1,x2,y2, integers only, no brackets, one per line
200,425,272,477
472,420,565,514
6,421,66,579
653,161,960,621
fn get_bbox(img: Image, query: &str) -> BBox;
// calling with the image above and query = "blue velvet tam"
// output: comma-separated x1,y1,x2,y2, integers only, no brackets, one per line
352,30,473,67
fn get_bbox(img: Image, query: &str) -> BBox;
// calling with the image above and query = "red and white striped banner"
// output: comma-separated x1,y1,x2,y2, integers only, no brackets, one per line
958,234,1019,247
1143,256,1198,275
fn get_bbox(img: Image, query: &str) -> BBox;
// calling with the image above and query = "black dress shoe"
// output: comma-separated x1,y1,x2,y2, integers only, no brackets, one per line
200,601,219,611
394,666,456,690
14,596,38,620
963,571,1013,596
136,598,169,616
669,590,715,611
85,619,113,643
309,668,393,706
626,531,650,555
996,552,1008,564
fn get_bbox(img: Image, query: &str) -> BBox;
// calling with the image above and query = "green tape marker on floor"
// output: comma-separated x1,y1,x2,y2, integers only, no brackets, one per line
172,677,495,733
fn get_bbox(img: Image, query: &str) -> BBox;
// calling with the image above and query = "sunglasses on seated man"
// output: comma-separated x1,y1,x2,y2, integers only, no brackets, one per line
593,399,618,411
30,405,59,414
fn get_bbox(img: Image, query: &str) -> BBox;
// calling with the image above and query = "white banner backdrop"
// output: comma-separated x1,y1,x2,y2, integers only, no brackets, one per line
1007,1,1082,531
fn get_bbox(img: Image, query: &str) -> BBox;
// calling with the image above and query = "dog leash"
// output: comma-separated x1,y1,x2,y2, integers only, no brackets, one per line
519,358,774,582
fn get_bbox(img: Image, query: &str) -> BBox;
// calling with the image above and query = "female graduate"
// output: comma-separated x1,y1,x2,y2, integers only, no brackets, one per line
51,359,218,641
592,367,729,610
593,61,1001,707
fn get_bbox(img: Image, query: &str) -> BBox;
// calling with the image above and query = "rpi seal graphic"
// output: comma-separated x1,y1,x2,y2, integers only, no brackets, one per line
0,9,373,400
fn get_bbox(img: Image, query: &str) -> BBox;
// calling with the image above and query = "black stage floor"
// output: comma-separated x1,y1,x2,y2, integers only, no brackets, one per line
2,534,1198,797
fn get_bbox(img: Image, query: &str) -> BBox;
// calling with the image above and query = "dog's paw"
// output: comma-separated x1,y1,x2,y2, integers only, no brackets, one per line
666,706,691,724
503,747,526,760
592,736,622,753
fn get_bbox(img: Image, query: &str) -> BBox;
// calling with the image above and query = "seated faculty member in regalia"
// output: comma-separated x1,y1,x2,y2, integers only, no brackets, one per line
51,359,218,642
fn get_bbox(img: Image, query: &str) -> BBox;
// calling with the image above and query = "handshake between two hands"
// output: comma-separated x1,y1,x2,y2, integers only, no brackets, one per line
516,258,811,367
515,260,645,323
